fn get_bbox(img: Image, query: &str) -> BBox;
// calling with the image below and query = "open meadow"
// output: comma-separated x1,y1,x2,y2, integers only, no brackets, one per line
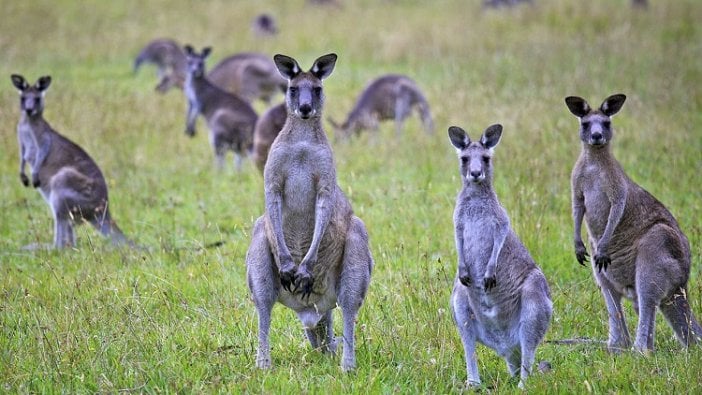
1,0,701,392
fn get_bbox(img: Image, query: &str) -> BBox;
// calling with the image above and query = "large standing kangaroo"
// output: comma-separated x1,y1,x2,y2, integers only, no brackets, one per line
448,124,552,389
566,94,701,353
11,74,130,249
246,53,373,372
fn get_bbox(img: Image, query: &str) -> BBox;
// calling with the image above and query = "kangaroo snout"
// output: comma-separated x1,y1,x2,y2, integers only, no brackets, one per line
590,131,605,144
298,103,313,119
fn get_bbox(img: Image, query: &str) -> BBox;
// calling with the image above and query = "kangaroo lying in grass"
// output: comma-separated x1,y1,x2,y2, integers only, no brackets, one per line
448,124,552,389
11,74,131,249
246,53,373,372
329,74,433,140
566,94,701,353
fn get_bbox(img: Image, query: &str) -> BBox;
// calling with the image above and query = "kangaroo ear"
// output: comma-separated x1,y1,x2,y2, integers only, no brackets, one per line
11,74,28,91
183,45,194,56
310,53,337,80
274,54,302,80
36,76,52,91
202,47,212,58
480,124,503,149
448,126,471,150
565,96,591,118
600,94,626,117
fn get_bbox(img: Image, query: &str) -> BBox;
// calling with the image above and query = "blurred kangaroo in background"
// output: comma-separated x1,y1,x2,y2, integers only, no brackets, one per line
133,38,187,93
246,53,373,372
566,94,701,353
207,52,287,104
251,13,279,37
252,102,286,173
11,74,131,249
329,74,433,140
183,45,258,171
448,124,552,389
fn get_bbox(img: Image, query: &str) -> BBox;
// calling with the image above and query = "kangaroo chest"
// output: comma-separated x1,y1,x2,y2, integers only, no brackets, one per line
17,122,37,162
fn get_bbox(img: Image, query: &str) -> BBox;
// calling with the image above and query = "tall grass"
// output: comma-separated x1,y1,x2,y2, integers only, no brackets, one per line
1,0,700,392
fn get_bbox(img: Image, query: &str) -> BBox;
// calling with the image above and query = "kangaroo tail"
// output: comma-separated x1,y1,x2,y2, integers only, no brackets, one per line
660,287,702,347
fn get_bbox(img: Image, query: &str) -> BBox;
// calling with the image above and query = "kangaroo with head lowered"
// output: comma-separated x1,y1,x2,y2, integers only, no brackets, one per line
133,38,187,93
566,94,701,353
246,53,373,372
183,45,258,170
329,74,434,140
207,52,287,104
252,102,286,173
449,124,552,389
11,74,130,249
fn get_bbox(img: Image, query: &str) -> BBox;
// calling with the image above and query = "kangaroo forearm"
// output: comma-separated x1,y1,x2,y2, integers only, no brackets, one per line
599,200,625,249
265,194,292,261
573,206,585,243
33,139,50,171
487,225,508,273
302,196,332,263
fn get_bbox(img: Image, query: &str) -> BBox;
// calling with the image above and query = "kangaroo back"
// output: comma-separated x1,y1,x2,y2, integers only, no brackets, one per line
208,52,286,103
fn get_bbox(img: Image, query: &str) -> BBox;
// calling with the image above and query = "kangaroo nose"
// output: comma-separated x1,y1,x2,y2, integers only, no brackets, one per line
299,104,312,118
591,131,603,140
470,170,482,179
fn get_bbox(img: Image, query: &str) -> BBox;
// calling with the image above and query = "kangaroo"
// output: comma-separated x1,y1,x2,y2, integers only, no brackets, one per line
207,52,287,104
448,124,552,389
11,74,130,249
329,74,434,140
566,94,701,353
133,38,187,93
246,53,373,372
252,102,286,173
251,13,278,37
183,45,258,170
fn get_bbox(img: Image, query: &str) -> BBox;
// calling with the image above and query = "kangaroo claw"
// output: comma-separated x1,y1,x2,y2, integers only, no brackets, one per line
594,254,610,272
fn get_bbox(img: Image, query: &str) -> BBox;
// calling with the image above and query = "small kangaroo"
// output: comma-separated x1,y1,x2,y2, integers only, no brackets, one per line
448,124,552,389
183,45,259,170
207,52,287,104
252,102,286,173
133,38,187,93
246,53,373,372
251,13,279,37
11,74,130,249
329,74,434,139
566,94,701,353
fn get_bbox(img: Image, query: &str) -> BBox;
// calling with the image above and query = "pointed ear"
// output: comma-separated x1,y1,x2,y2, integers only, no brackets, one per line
274,54,302,80
480,124,503,149
565,96,591,118
11,74,28,91
202,47,212,58
183,45,194,56
448,126,470,150
36,76,52,91
310,53,337,80
600,94,626,117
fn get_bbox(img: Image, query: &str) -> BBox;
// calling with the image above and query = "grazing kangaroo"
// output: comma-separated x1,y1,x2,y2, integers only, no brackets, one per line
566,94,701,353
252,102,286,173
448,124,552,389
246,53,373,372
207,52,287,104
329,74,434,140
183,45,258,170
133,38,187,93
11,74,130,249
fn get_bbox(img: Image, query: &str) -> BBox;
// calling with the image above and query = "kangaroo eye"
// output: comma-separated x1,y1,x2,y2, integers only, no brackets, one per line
460,156,468,164
482,156,490,164
603,121,611,128
288,87,298,94
581,121,590,129
313,87,322,95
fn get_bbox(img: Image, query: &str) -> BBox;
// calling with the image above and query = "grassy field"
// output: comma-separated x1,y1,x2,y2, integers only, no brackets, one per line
1,0,701,392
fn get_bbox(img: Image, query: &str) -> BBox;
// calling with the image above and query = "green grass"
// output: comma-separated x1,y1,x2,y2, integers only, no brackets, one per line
1,0,701,392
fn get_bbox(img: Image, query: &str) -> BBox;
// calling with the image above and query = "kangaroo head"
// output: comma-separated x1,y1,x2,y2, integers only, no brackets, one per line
11,74,51,117
183,45,212,78
448,124,502,184
565,94,626,147
274,53,337,120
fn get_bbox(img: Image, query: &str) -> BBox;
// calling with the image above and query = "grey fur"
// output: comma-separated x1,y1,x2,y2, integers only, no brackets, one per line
207,52,287,104
11,74,130,249
133,38,187,93
329,74,433,139
566,94,701,353
183,45,258,171
252,102,286,173
246,53,373,372
448,124,552,388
